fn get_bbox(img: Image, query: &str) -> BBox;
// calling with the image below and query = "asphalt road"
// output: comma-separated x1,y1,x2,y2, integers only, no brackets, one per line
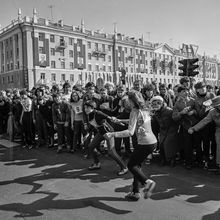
0,140,220,220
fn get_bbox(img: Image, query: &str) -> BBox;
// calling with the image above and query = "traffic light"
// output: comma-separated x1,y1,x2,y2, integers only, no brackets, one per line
178,58,199,77
178,59,188,76
188,58,199,77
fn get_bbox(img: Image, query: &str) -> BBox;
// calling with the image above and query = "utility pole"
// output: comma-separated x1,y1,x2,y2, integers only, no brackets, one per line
202,52,206,83
113,22,117,84
48,5,55,21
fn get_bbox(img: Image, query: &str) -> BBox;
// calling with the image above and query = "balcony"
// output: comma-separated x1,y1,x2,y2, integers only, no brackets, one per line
92,49,106,56
128,54,134,59
57,40,67,49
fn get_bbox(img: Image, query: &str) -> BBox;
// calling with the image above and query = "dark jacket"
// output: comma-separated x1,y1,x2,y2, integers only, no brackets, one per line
52,101,70,124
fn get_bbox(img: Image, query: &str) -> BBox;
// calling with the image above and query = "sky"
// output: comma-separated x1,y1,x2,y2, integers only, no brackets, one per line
0,0,220,58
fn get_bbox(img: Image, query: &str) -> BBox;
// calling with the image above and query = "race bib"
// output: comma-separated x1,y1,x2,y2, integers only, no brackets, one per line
75,105,82,114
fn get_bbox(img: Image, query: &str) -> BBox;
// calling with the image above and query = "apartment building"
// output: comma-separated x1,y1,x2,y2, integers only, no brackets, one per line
0,9,219,90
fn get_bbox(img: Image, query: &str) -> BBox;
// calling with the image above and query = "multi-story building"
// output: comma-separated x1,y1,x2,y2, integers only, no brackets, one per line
0,9,219,90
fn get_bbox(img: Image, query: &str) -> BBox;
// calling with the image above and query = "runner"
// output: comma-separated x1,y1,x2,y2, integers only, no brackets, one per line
106,90,157,200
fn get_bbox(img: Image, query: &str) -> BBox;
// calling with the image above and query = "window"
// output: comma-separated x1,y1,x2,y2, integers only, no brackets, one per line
7,63,10,71
11,75,14,83
40,73,45,79
69,50,74,58
69,38,74,45
102,44,105,52
70,62,74,69
108,56,111,62
10,63,13,70
145,60,148,65
51,73,56,82
88,41,91,49
39,47,44,54
125,47,127,53
102,65,106,72
103,56,106,62
17,61,19,69
15,34,18,43
61,74,65,81
145,51,148,57
96,56,99,61
131,67,133,73
16,48,19,57
95,65,99,71
150,52,152,58
88,53,91,60
60,50,64,56
70,74,74,82
77,39,81,46
108,45,111,51
50,48,55,56
95,43,98,50
51,61,56,68
50,35,55,42
61,61,65,69
108,66,111,72
88,64,92,71
39,33,44,41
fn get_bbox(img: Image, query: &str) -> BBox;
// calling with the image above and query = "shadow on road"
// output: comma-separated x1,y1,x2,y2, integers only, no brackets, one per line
202,208,220,220
0,145,132,217
0,144,220,218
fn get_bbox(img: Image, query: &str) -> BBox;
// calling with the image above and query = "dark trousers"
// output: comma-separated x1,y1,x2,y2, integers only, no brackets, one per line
22,112,34,145
182,128,194,165
73,120,85,149
89,133,126,169
36,113,48,145
57,124,71,147
128,144,156,193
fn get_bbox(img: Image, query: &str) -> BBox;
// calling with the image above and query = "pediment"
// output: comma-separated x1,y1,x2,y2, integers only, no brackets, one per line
154,43,174,56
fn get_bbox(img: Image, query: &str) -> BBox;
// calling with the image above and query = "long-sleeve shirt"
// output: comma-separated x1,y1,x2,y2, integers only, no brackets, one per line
114,108,157,145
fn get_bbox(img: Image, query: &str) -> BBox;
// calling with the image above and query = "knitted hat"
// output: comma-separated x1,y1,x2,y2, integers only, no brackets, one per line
150,95,164,103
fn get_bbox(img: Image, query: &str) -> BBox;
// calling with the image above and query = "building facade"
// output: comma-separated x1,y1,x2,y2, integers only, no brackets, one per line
0,9,219,90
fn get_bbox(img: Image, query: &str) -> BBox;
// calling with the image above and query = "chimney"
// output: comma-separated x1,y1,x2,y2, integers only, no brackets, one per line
18,8,22,21
81,18,85,33
33,8,38,23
